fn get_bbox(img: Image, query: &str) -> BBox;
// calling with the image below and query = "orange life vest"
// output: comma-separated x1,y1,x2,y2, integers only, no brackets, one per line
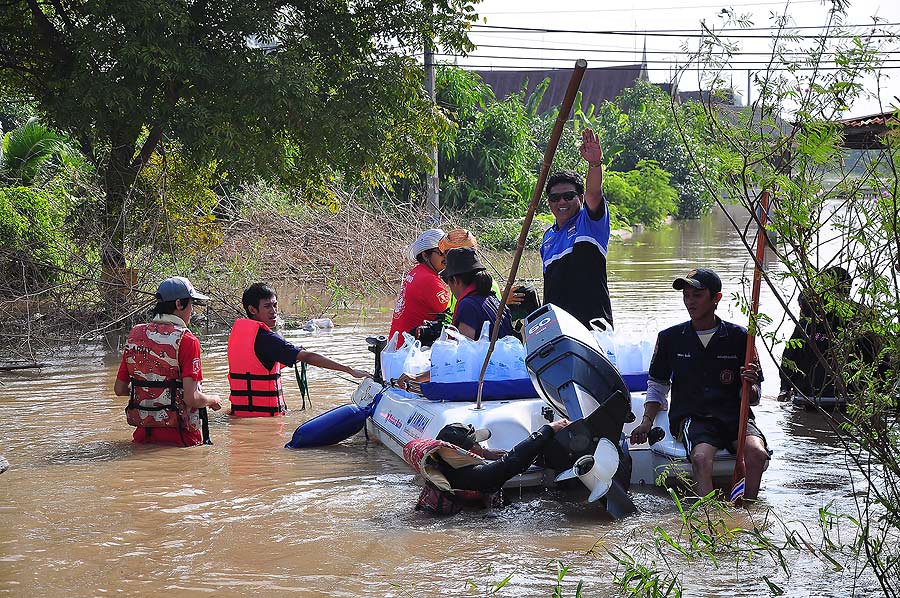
123,320,201,435
403,438,499,514
227,318,287,417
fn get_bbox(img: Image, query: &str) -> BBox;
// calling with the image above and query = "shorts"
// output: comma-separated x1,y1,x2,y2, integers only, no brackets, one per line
679,416,768,457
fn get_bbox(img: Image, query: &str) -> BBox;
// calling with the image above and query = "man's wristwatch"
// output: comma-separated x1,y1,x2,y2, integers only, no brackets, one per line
588,160,603,168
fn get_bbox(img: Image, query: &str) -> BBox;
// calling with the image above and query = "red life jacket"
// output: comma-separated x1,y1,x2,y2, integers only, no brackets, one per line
123,320,201,435
227,318,286,417
403,438,500,515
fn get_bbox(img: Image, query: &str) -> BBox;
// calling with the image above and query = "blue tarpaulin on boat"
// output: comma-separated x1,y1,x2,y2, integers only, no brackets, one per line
421,373,648,402
421,379,538,402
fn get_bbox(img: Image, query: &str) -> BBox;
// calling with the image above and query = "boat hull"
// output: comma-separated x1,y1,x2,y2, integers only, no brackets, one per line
353,380,741,491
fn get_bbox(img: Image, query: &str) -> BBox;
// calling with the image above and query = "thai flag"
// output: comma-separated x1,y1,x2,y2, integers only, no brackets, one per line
730,477,745,503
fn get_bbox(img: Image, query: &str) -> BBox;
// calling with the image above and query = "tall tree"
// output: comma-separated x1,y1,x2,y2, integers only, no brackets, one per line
0,0,475,271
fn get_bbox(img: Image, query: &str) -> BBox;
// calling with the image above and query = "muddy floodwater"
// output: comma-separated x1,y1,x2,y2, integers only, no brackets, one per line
0,206,879,596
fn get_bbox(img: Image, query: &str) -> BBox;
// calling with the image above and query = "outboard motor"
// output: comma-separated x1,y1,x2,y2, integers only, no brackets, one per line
366,335,388,384
523,304,636,516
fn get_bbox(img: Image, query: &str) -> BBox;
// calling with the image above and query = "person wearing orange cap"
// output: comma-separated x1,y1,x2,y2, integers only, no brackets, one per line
438,229,529,322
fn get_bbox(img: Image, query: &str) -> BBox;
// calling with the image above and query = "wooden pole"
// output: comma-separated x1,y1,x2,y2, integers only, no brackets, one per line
730,190,770,506
475,59,588,409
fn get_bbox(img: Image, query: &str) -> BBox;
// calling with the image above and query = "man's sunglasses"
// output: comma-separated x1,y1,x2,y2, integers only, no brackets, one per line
548,190,580,203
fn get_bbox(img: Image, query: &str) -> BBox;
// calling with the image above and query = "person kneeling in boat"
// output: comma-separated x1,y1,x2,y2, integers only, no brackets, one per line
228,283,371,417
395,247,517,390
404,420,570,515
629,268,769,500
389,228,451,348
114,277,222,447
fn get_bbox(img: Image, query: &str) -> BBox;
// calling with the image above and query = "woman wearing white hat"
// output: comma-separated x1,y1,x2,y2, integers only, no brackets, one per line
388,228,451,347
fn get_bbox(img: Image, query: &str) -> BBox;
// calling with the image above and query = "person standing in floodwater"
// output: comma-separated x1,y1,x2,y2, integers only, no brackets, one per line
114,276,222,447
540,128,612,329
227,282,371,417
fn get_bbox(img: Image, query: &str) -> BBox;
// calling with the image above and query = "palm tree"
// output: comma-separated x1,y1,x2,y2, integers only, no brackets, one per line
0,117,75,184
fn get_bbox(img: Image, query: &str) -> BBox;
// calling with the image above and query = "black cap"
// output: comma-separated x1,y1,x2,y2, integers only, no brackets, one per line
441,247,486,280
673,268,722,295
435,423,491,450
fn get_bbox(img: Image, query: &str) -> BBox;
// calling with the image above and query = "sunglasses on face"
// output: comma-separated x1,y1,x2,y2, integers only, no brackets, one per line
429,248,445,257
548,190,580,203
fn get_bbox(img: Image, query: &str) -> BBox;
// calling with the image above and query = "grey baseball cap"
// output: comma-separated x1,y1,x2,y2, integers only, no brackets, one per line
155,276,210,304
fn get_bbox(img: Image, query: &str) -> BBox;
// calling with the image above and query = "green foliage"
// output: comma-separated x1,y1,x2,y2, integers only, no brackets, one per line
682,7,900,593
603,160,678,228
598,80,713,219
0,1,477,265
437,66,539,216
0,185,70,286
610,491,862,597
469,216,549,251
135,150,222,257
426,68,707,224
0,117,79,184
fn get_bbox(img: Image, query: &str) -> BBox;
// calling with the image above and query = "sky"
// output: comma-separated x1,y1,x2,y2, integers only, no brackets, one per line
445,0,900,117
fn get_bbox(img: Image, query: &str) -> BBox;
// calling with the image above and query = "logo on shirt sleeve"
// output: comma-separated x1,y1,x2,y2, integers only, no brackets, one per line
192,358,202,376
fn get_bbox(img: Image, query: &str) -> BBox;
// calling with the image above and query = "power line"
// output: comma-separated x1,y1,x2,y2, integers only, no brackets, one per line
436,52,900,66
471,41,900,57
477,0,820,13
470,23,900,39
445,61,900,72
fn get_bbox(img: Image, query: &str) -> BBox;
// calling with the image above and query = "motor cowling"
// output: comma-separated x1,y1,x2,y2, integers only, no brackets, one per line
523,304,631,473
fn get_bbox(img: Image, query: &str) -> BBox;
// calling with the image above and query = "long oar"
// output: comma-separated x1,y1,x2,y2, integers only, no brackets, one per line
475,59,588,409
730,190,770,506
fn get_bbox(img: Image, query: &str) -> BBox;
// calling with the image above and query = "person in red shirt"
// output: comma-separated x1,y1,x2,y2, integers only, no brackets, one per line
114,277,222,446
388,229,451,346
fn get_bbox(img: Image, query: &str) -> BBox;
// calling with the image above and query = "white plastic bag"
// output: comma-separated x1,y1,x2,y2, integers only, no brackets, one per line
403,341,431,376
381,332,417,381
590,318,618,366
464,322,491,381
615,334,644,374
486,335,528,381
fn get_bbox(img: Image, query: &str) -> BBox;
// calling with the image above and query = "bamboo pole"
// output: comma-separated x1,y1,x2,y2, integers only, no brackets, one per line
730,190,770,506
475,59,588,409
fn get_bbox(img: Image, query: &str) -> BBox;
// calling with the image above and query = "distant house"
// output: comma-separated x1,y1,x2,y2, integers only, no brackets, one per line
474,64,648,114
473,63,743,114
837,111,899,149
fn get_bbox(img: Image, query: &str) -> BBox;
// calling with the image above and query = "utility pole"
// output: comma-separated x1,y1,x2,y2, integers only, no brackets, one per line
747,69,752,107
424,34,440,224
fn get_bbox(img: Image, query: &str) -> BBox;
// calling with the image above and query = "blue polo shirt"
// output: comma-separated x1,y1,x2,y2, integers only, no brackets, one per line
540,204,612,328
649,319,761,432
